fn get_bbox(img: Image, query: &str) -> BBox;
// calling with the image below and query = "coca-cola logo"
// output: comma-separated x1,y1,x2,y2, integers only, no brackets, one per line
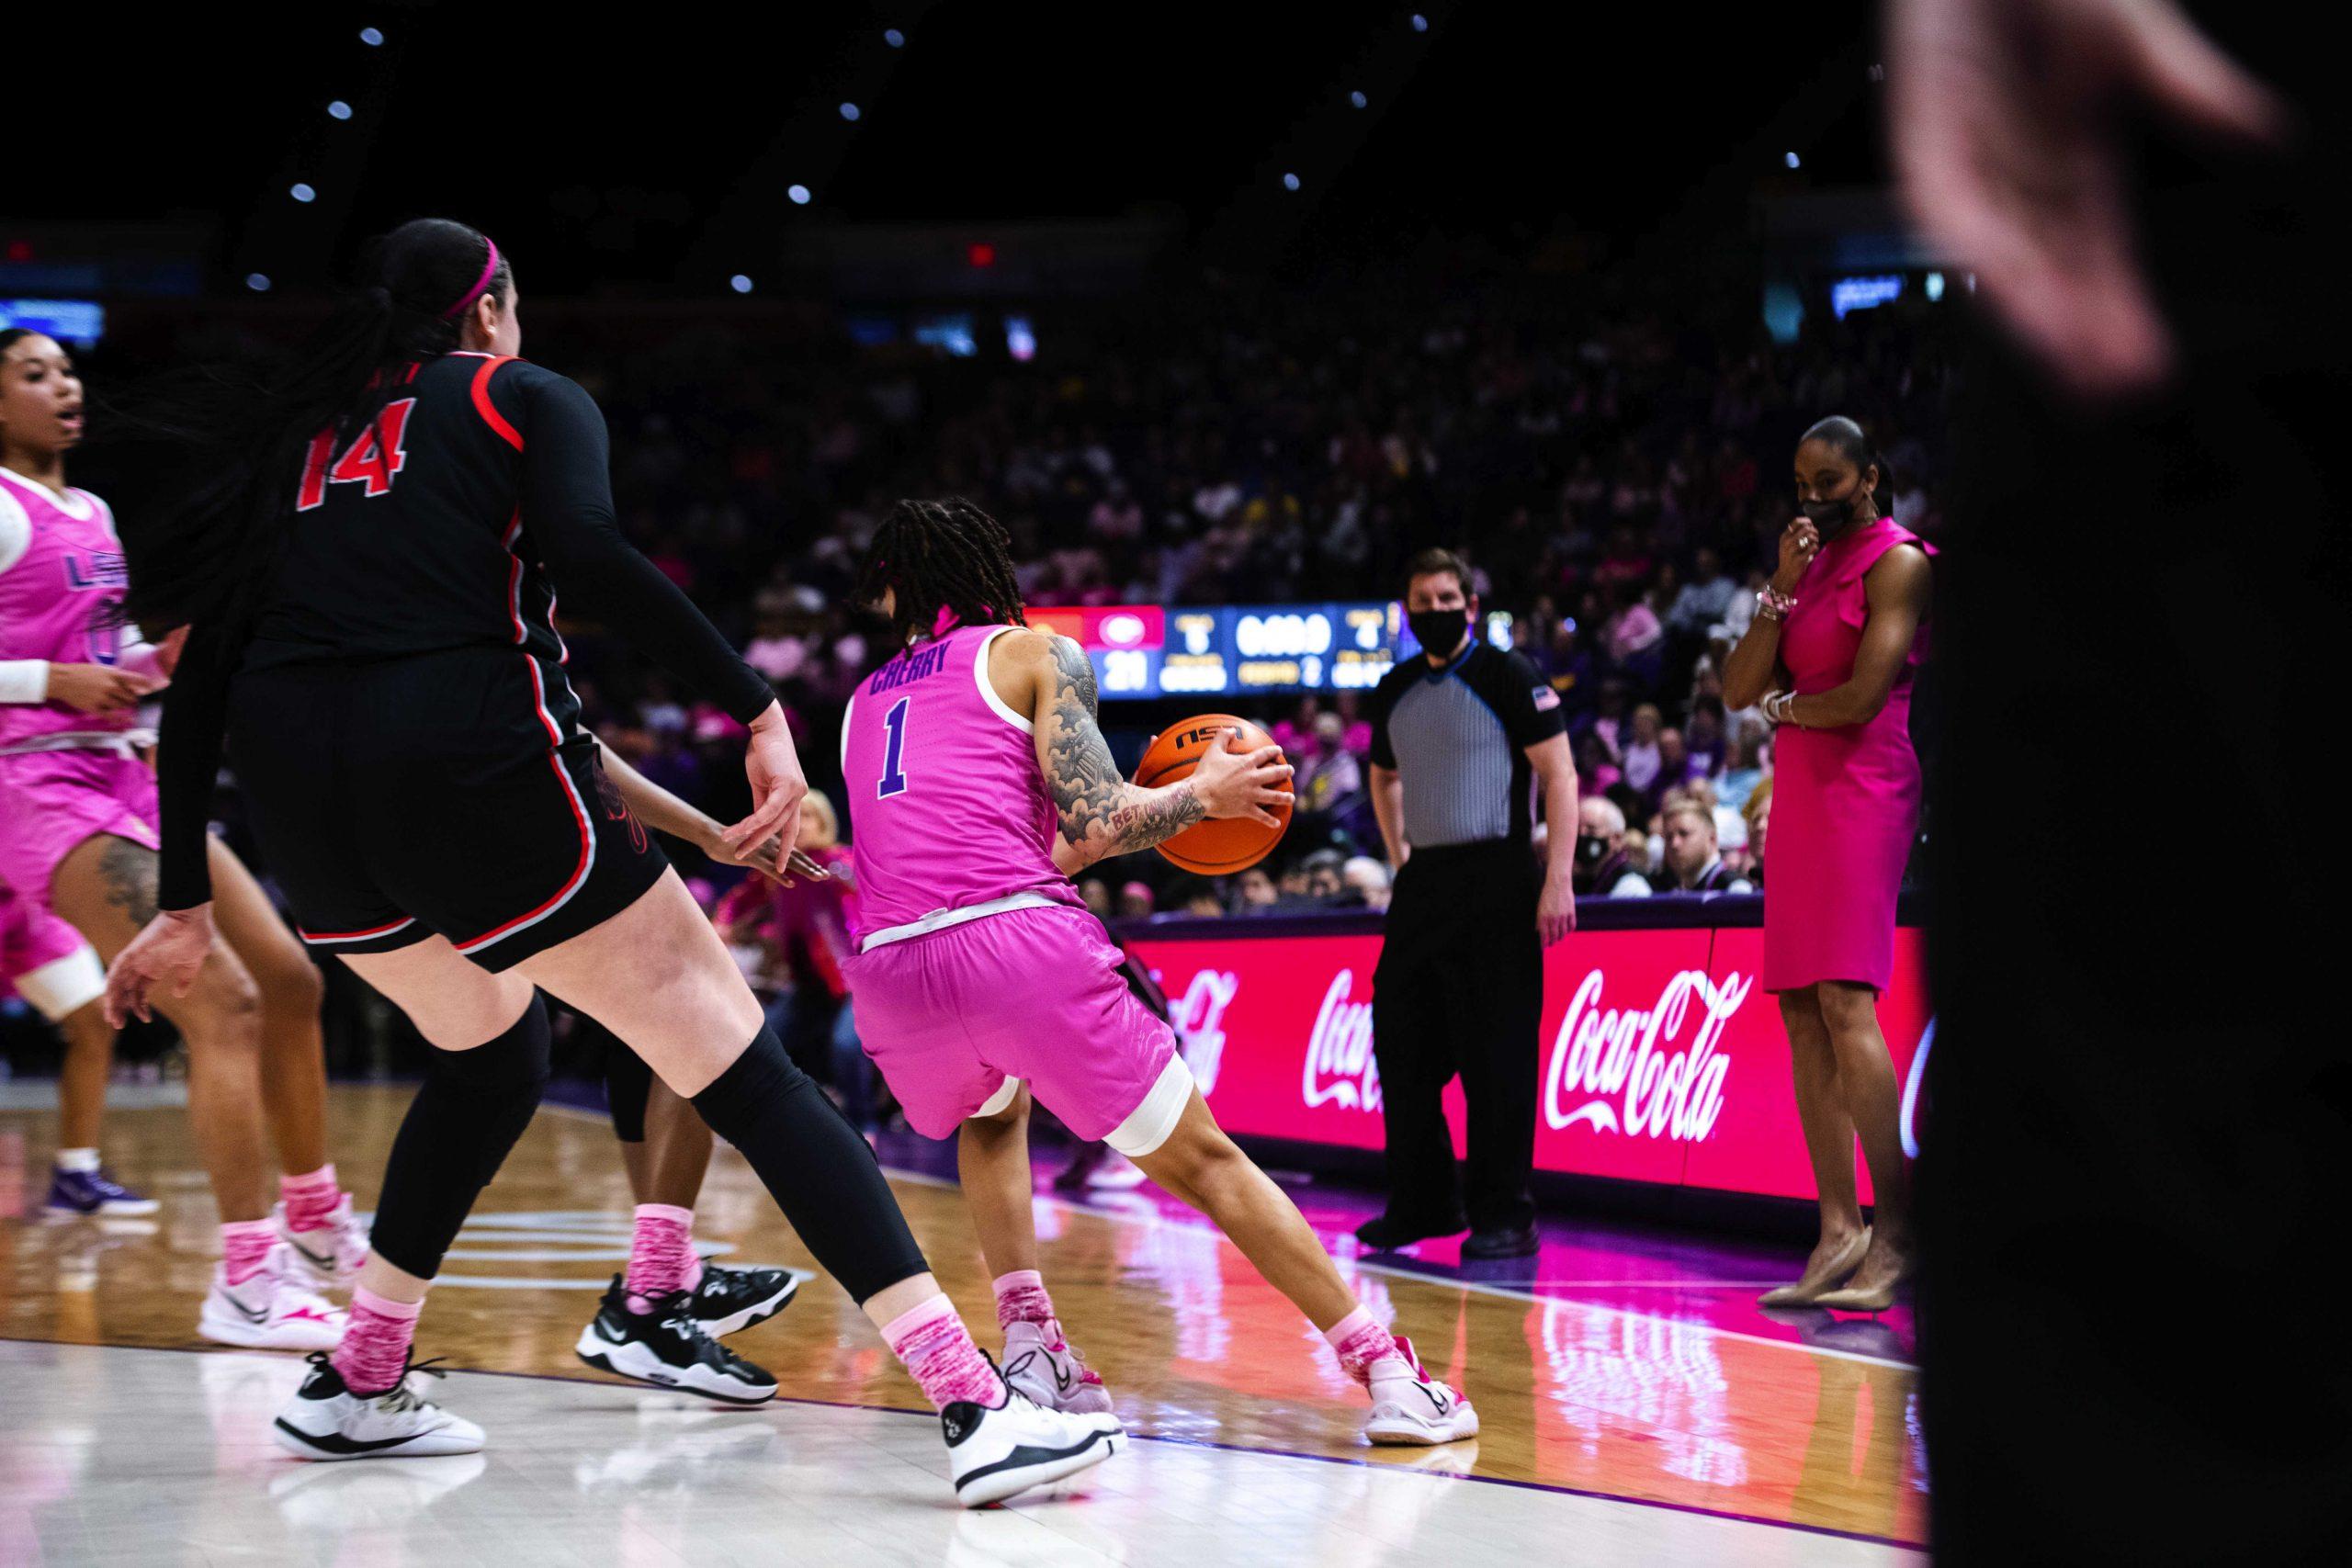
1171,969,1238,1095
1544,968,1748,1143
1303,970,1380,1111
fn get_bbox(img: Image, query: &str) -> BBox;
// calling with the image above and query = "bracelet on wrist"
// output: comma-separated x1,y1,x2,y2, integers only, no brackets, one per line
1756,586,1797,620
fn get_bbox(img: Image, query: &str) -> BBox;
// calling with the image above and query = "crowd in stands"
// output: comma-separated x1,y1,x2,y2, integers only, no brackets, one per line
537,282,1951,926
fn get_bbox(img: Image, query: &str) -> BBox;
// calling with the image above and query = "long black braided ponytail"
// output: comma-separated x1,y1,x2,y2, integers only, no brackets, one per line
855,497,1029,647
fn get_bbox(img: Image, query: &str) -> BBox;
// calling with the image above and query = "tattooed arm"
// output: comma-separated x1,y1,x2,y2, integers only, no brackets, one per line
991,629,1294,874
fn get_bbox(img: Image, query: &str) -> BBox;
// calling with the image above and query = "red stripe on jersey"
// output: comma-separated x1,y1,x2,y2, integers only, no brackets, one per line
453,656,592,953
298,916,415,943
470,355,523,450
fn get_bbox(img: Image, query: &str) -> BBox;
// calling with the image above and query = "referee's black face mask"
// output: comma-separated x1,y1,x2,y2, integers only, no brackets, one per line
1408,607,1471,660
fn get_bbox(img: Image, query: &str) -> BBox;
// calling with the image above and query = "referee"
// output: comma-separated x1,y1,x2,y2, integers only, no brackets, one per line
1362,548,1577,1261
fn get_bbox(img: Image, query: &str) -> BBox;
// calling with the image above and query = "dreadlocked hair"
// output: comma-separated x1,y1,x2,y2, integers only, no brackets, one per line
856,497,1028,646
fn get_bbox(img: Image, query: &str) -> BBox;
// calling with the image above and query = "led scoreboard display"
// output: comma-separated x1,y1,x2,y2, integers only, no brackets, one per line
1029,602,1405,699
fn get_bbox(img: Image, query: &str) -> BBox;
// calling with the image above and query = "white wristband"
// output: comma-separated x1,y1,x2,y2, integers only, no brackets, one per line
0,658,51,704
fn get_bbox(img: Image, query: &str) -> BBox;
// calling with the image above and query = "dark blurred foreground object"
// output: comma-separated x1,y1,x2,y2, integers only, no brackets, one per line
1896,2,2352,1560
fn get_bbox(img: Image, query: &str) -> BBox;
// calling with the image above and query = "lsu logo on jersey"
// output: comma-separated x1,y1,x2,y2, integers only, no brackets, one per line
61,550,128,592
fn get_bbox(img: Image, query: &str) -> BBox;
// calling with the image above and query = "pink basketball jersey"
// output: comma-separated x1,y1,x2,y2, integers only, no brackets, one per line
0,468,134,750
839,624,1079,940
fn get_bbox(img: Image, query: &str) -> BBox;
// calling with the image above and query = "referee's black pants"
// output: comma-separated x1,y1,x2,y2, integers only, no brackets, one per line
1371,840,1541,1235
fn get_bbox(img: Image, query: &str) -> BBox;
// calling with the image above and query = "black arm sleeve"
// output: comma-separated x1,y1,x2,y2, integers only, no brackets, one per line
155,623,232,910
514,371,774,724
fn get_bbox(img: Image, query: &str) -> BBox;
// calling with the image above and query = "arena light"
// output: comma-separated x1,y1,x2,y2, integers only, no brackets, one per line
730,275,753,294
245,274,272,292
328,101,353,120
884,27,904,46
1925,271,1946,301
1784,151,1800,169
840,102,861,121
967,242,996,268
1350,90,1367,108
1410,14,1428,31
1282,172,1301,191
359,26,383,45
787,184,811,205
290,184,317,203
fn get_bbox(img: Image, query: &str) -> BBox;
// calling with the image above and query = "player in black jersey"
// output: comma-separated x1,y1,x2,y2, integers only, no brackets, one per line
102,219,1118,1503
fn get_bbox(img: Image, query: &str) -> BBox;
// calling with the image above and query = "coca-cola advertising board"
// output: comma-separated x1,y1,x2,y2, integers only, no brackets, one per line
1135,921,1930,1201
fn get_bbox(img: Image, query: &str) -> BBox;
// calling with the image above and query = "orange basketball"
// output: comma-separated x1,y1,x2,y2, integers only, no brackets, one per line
1136,713,1292,874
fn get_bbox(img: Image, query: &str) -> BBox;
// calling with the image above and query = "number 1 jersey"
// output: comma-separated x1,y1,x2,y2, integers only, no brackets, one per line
839,624,1080,942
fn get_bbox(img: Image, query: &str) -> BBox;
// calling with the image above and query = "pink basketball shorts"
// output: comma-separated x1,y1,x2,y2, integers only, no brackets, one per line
0,748,159,919
844,902,1193,1155
0,885,103,1022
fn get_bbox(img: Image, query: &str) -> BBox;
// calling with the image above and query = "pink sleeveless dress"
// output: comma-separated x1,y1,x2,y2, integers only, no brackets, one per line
1761,516,1934,994
836,624,1190,1152
0,468,163,917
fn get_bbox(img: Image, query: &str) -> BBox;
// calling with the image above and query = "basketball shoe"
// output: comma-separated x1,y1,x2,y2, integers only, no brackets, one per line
681,1262,799,1337
1362,1336,1478,1445
273,1352,485,1461
198,1245,345,1351
1001,1319,1114,1416
42,1165,158,1217
942,1368,1124,1507
275,1195,369,1291
575,1278,779,1404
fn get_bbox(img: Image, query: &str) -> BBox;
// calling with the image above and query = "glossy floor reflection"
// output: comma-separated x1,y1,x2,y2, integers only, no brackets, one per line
1,1087,1927,1562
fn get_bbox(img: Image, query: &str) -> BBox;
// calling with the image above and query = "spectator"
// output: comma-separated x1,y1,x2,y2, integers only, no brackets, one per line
1656,799,1754,893
1575,797,1656,898
1294,712,1364,816
1342,855,1392,910
1665,546,1738,638
1117,881,1156,919
1742,776,1773,885
1301,851,1346,899
1078,877,1113,919
1235,865,1279,910
1619,704,1664,796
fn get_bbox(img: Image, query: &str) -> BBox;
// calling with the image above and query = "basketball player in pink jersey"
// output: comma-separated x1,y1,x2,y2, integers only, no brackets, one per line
1,327,357,1346
841,499,1478,1446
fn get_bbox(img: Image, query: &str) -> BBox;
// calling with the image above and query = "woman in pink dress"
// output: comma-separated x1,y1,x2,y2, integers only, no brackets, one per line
1723,416,1933,1312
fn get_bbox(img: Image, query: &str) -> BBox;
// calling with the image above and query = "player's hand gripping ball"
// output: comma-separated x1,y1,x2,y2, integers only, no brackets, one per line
1136,714,1294,874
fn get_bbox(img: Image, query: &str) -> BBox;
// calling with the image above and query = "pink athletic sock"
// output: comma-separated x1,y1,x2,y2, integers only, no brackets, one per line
992,1269,1056,1333
1324,1305,1400,1388
332,1286,424,1396
220,1219,277,1287
626,1203,696,1311
280,1164,342,1235
882,1293,1008,1411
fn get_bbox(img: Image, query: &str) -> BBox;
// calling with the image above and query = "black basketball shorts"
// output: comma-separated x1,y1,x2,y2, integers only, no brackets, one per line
225,648,668,972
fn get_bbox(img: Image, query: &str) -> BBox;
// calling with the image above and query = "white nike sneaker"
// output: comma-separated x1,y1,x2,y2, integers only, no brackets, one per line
198,1246,346,1351
273,1352,486,1461
1001,1320,1115,1416
943,1375,1123,1507
1363,1335,1479,1446
276,1195,368,1291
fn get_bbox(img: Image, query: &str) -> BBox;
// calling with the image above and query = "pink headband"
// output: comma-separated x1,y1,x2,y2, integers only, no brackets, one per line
440,237,501,320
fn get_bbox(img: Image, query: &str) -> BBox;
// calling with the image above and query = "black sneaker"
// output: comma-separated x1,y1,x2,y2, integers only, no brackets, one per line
684,1263,799,1338
1461,1224,1540,1260
1354,1210,1469,1252
574,1278,779,1404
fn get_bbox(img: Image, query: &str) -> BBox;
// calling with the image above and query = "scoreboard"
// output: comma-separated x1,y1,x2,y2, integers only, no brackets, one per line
1027,602,1405,700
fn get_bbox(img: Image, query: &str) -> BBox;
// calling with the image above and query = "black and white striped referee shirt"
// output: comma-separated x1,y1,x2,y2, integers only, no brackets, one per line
1368,639,1566,848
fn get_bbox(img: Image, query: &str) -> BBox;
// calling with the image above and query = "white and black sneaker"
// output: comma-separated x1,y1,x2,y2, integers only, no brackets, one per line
575,1277,779,1404
1363,1335,1479,1446
273,1352,486,1461
684,1263,799,1338
943,1363,1124,1508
